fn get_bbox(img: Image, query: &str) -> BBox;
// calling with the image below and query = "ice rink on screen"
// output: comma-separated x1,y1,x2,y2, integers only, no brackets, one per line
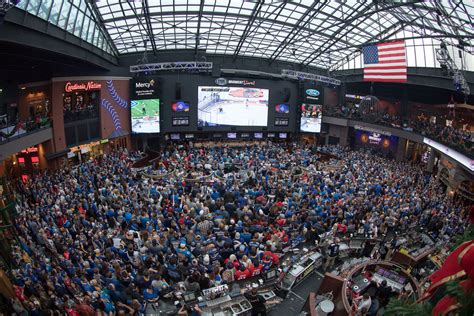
132,117,160,133
300,117,321,133
199,101,268,126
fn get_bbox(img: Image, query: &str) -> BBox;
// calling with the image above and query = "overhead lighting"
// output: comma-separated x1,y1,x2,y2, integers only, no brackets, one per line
20,87,26,90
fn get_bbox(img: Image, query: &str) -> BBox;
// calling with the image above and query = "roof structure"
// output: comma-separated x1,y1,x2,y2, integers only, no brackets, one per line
13,0,474,70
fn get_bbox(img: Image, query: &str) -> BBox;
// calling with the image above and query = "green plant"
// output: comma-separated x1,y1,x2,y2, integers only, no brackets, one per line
450,226,474,251
385,297,432,316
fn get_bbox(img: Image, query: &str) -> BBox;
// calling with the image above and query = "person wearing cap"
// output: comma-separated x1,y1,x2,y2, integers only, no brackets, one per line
325,238,340,270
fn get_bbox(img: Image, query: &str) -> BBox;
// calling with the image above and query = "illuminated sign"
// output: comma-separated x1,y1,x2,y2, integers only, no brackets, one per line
215,78,227,86
229,80,255,86
65,81,102,93
70,140,101,153
305,89,320,97
133,78,159,98
135,79,155,89
214,78,256,86
368,132,382,144
423,137,474,172
20,146,38,154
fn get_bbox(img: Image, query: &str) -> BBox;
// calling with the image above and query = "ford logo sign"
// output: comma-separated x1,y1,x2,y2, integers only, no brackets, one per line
306,89,320,97
215,78,227,86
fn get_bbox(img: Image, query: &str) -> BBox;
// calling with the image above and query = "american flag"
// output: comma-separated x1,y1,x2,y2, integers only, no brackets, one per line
363,41,407,82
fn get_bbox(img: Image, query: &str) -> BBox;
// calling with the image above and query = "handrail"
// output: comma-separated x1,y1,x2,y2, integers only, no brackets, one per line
0,121,51,145
323,110,472,158
341,260,422,313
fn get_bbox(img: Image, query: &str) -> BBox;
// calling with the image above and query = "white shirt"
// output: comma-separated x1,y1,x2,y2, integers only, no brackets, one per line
358,297,372,312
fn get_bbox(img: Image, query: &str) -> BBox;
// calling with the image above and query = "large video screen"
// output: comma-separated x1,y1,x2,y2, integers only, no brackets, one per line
198,86,269,127
131,99,160,133
300,103,322,133
355,130,398,157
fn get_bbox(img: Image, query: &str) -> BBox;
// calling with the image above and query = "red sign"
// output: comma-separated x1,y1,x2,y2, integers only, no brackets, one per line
64,81,102,93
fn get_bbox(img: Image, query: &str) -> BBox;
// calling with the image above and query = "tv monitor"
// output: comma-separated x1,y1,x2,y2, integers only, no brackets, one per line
170,133,180,140
266,269,277,279
213,133,222,138
227,132,237,139
275,103,290,114
171,101,190,112
275,117,289,126
254,132,263,139
172,116,190,126
198,86,269,127
185,133,194,139
241,133,250,138
279,133,288,139
131,99,160,133
267,133,275,138
300,103,322,133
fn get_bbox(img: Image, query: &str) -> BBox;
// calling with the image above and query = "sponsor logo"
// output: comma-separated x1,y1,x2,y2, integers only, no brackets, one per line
135,79,155,89
65,81,102,92
305,89,320,97
214,78,256,86
228,79,256,86
368,132,382,144
215,78,227,86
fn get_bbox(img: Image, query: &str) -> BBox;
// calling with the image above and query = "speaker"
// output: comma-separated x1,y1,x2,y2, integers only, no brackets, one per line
175,82,182,100
283,88,291,103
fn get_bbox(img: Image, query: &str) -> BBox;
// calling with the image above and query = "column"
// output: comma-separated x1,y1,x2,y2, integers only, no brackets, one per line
396,138,407,161
339,126,349,147
425,149,436,173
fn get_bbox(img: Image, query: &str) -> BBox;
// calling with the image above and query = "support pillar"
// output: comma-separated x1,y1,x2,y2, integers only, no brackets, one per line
396,138,407,162
425,149,436,173
339,126,349,147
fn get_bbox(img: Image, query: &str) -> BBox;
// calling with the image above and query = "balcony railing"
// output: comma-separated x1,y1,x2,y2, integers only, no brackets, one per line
0,117,51,145
324,106,473,158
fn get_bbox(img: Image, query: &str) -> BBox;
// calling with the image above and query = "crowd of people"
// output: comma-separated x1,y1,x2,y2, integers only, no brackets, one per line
5,143,470,315
326,104,472,156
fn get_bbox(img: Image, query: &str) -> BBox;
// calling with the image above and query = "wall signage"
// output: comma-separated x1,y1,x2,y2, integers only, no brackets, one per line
215,78,256,86
132,78,159,98
65,81,102,93
305,89,320,97
215,78,227,86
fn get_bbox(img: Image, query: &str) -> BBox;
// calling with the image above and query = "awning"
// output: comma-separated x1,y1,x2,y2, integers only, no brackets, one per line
45,149,69,160
106,129,129,140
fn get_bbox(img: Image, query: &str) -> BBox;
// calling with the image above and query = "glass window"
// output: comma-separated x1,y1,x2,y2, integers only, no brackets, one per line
16,0,28,10
48,0,62,25
57,0,71,28
406,46,416,67
81,16,91,41
26,0,41,15
73,11,84,37
37,0,52,20
66,6,78,33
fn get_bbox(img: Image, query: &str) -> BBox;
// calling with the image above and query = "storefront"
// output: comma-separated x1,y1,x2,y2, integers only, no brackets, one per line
67,139,106,164
0,142,50,180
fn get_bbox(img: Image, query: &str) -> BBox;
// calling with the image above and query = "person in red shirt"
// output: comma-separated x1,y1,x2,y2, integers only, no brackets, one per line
235,265,251,280
249,260,263,277
263,250,280,265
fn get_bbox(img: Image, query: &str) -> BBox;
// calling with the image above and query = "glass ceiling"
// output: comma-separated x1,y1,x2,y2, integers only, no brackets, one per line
15,0,474,70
